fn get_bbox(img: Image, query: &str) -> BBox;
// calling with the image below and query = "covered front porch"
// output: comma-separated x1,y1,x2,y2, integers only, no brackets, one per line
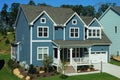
53,40,92,72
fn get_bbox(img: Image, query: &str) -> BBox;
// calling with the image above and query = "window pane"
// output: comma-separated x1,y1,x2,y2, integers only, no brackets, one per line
71,33,74,37
71,29,74,32
75,33,78,37
75,29,78,32
38,48,42,53
39,33,42,36
97,30,100,36
38,54,42,59
39,28,42,31
44,28,47,31
89,30,91,36
93,30,96,36
44,33,47,36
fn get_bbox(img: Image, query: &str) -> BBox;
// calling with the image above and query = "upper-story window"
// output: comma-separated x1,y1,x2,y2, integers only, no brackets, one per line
87,27,101,38
70,27,79,38
72,19,77,25
40,18,46,24
37,26,49,38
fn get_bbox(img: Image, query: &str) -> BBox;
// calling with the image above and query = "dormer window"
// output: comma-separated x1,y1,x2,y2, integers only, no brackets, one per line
41,18,46,24
87,27,101,39
72,19,77,25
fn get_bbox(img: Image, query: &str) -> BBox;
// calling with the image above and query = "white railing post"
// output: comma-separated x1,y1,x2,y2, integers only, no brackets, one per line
70,48,73,65
88,47,91,64
72,58,77,72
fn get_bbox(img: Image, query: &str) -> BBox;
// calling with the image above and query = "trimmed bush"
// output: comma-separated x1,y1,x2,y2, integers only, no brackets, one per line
28,64,37,74
7,59,20,70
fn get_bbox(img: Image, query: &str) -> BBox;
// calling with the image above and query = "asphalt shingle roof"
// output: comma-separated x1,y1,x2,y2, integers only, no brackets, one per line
21,4,74,25
111,6,120,15
54,31,111,48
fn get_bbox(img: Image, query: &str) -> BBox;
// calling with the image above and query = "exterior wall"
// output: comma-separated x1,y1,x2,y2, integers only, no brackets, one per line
89,20,101,27
16,9,30,64
91,45,110,61
32,42,53,66
54,27,63,40
32,13,54,40
99,9,120,55
65,15,85,40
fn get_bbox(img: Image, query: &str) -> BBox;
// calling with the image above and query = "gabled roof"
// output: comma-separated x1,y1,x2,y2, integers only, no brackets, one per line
80,16,93,25
99,6,120,20
20,4,74,25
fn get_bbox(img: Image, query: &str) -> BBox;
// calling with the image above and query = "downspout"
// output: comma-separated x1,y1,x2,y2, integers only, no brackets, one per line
30,24,33,64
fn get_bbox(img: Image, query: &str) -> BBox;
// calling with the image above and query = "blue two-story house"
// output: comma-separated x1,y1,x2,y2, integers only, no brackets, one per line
11,5,111,72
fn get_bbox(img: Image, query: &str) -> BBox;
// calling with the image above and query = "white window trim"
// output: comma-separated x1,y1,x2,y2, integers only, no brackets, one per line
37,47,49,60
69,27,80,38
72,19,77,25
87,27,101,39
37,26,49,38
40,18,46,24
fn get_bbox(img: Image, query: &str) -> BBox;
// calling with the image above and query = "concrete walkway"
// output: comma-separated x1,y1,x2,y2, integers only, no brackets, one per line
94,63,120,78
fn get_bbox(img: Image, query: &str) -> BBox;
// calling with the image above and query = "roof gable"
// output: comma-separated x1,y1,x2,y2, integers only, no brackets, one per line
64,12,87,27
20,4,74,25
99,6,120,20
89,18,102,27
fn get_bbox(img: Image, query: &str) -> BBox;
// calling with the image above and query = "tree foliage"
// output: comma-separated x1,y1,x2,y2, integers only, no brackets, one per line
28,0,36,5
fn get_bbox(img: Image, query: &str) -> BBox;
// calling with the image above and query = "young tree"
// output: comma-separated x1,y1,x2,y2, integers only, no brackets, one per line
43,56,52,73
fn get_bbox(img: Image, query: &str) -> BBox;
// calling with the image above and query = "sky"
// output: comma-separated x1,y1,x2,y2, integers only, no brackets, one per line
0,0,120,10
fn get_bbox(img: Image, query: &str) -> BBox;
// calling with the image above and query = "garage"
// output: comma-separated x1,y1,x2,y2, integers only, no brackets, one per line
90,51,107,63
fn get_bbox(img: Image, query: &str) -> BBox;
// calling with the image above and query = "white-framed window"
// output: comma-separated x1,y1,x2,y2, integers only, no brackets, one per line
72,19,77,25
87,27,101,38
37,47,49,60
37,26,49,38
70,27,79,38
40,18,46,24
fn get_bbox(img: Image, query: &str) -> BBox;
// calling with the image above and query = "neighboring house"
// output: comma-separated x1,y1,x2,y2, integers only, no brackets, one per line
11,5,111,72
99,6,120,56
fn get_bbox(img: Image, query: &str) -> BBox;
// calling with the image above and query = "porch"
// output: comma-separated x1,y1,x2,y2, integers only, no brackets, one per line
53,47,92,72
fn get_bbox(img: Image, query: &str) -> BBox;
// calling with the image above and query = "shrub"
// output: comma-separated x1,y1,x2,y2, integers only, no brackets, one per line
28,64,37,74
7,59,20,70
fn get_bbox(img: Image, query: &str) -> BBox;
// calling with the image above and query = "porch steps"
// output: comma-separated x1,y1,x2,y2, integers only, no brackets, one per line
65,66,76,73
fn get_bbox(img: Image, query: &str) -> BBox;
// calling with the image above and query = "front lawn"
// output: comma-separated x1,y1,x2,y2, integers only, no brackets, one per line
109,59,120,66
0,54,120,80
40,73,120,80
0,54,20,80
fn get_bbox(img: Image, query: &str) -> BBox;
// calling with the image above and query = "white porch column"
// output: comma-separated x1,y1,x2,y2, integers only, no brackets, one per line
88,47,91,64
57,48,60,61
70,48,73,65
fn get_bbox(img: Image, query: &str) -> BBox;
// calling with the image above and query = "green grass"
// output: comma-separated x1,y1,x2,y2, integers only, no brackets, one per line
109,59,120,66
40,73,120,80
0,54,20,80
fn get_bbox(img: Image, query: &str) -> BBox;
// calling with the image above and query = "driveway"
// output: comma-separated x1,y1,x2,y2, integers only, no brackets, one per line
94,63,120,78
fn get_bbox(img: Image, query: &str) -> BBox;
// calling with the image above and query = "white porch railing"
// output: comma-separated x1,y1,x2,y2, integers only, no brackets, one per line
73,57,89,64
71,58,77,72
71,57,89,72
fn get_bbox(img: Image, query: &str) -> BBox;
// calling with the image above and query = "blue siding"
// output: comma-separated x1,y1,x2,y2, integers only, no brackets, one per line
32,13,54,40
65,15,85,40
55,27,63,40
91,45,110,61
16,9,30,64
89,20,101,27
32,42,53,66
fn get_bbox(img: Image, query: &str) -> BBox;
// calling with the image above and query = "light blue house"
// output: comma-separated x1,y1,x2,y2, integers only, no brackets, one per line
11,5,111,72
99,6,120,56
